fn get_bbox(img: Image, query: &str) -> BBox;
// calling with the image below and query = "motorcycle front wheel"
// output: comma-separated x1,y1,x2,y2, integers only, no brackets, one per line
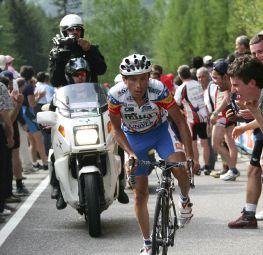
84,173,101,237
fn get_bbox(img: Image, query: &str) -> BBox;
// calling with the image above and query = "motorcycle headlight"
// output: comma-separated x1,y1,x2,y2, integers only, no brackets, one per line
74,125,99,146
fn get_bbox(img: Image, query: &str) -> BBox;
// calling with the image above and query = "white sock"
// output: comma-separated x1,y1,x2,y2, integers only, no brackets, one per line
245,203,257,212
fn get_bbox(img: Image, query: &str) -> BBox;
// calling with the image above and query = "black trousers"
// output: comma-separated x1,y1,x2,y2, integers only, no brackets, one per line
0,125,13,211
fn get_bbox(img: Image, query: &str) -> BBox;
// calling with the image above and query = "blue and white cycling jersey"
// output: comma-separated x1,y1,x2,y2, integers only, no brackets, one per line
108,79,175,134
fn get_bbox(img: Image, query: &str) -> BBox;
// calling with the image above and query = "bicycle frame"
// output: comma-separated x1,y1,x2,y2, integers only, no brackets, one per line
128,158,194,255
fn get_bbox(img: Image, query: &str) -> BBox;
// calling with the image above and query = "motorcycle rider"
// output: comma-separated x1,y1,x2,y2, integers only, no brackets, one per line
51,57,129,210
49,14,107,87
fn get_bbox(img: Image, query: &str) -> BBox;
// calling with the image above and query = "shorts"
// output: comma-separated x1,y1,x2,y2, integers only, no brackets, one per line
250,139,263,167
125,121,184,176
22,105,39,133
190,122,208,141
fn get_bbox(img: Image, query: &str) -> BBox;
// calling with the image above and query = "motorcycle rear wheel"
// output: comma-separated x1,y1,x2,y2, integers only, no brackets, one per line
84,173,101,237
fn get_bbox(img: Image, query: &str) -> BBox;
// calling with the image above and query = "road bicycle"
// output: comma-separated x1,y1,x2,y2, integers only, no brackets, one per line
129,158,194,255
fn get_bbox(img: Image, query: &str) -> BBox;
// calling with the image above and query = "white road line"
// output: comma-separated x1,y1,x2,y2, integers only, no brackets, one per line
0,176,49,247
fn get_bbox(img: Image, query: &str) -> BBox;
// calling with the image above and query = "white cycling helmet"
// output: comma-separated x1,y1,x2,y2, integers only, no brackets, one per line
60,14,84,37
119,54,151,76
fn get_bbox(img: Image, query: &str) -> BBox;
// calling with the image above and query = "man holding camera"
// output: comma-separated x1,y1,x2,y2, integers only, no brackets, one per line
49,14,107,87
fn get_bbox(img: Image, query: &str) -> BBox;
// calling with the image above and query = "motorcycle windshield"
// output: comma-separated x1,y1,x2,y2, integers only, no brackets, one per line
55,83,108,118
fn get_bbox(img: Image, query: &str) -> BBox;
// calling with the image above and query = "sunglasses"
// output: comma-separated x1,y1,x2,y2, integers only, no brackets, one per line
72,71,87,77
67,27,82,33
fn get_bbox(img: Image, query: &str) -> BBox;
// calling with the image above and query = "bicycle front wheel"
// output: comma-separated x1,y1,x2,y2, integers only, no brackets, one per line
152,191,169,255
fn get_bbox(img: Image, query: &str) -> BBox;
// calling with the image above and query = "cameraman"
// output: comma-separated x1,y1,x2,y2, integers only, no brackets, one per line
49,14,107,87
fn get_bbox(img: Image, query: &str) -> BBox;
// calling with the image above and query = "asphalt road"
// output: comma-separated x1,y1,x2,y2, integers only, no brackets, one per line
0,154,263,255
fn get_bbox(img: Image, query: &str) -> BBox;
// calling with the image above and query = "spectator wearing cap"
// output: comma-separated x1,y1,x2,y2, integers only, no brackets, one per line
210,60,239,181
0,55,7,72
5,55,19,79
0,70,14,91
235,35,250,56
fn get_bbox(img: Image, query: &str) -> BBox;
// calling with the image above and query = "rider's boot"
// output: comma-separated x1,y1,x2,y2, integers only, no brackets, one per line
56,191,67,210
51,185,59,199
118,189,129,204
118,178,129,204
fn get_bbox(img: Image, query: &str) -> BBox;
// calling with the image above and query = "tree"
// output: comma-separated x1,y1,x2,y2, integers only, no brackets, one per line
52,0,82,17
85,0,153,83
5,0,52,72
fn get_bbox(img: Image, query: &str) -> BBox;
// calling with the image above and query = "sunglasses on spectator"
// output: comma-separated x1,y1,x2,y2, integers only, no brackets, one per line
72,71,87,77
67,27,82,33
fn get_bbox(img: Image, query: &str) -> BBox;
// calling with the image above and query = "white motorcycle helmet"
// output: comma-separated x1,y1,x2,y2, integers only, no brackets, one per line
60,14,84,38
119,54,152,76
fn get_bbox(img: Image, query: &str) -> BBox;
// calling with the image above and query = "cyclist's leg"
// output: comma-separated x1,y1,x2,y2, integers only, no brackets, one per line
155,122,189,196
125,131,156,242
133,176,150,239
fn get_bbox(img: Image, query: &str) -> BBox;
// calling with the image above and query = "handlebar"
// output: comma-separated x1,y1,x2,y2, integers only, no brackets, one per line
128,157,195,188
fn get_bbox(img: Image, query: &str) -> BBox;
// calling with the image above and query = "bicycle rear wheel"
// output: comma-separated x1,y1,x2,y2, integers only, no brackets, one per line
152,191,169,255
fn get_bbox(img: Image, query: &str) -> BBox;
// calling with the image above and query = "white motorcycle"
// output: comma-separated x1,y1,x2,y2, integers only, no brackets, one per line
37,83,122,237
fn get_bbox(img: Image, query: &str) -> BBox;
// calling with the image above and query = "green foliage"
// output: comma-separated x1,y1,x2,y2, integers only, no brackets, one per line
3,0,53,72
0,0,262,81
84,0,154,84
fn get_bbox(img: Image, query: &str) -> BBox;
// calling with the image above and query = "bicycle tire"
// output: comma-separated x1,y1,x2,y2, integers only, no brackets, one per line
152,191,169,255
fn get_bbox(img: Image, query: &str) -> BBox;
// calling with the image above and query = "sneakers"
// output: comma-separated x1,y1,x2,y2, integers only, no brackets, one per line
210,170,220,178
204,169,211,175
16,183,30,196
255,210,263,221
140,246,152,255
220,170,240,181
178,198,193,227
228,209,257,229
195,169,201,176
0,208,12,216
32,162,41,171
5,194,22,203
42,164,48,171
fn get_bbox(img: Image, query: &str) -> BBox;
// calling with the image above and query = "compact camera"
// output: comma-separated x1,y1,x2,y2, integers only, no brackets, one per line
226,93,240,115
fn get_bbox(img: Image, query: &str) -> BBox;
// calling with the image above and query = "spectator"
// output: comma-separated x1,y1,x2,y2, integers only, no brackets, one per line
235,35,250,56
210,60,239,181
175,65,210,175
20,65,48,171
227,34,263,228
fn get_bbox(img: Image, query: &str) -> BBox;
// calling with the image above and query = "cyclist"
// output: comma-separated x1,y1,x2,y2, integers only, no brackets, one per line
108,54,194,254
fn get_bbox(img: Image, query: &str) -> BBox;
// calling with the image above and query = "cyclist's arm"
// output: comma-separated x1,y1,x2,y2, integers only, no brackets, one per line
167,104,194,159
109,112,135,157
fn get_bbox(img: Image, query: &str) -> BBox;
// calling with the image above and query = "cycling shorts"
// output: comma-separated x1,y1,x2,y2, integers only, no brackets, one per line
250,139,263,167
125,121,184,176
190,122,208,141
